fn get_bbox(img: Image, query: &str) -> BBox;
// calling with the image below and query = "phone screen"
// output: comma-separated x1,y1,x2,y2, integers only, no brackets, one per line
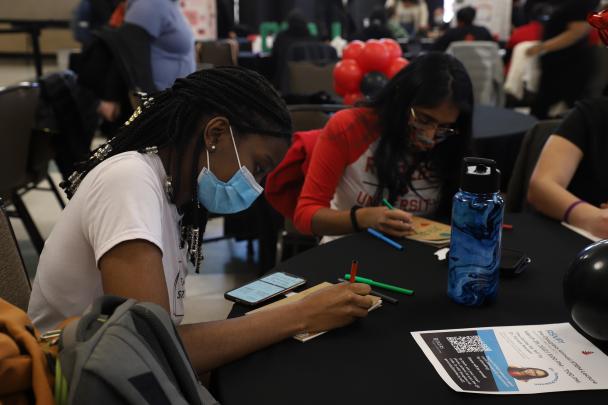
226,272,305,305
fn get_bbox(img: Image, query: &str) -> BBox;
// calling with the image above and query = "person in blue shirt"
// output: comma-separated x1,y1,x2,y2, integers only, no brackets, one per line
124,0,196,91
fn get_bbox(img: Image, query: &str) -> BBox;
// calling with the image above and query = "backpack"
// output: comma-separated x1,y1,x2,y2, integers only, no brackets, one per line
55,295,219,405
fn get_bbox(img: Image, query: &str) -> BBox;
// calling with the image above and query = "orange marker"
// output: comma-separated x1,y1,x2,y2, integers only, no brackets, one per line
349,260,359,283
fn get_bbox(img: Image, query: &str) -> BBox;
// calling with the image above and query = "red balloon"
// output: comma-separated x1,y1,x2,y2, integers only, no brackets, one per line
357,41,391,73
333,59,364,93
343,92,363,105
342,40,365,61
334,82,347,97
380,38,403,60
386,57,410,78
589,9,608,46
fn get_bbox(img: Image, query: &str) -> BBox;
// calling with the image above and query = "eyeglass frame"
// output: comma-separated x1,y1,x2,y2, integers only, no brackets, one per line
409,108,459,144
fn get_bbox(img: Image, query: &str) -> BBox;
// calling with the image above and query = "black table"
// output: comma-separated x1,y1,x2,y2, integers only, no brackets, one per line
0,19,70,79
213,213,608,404
473,105,538,189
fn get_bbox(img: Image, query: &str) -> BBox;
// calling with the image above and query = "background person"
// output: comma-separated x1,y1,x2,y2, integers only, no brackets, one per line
294,53,474,241
528,98,608,238
28,67,375,373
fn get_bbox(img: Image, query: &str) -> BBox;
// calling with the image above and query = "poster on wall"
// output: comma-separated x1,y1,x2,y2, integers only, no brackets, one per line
412,323,608,394
446,0,512,41
180,0,217,41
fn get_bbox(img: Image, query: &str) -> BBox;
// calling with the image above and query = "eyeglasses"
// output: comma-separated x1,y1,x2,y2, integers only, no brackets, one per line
410,108,459,143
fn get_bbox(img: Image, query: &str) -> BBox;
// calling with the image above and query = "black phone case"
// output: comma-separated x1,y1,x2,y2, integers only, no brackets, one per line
500,248,531,277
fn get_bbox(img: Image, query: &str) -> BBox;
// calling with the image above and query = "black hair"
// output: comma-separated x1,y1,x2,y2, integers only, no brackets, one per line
286,9,310,37
62,66,291,198
362,52,473,217
370,6,388,26
60,67,292,262
457,6,477,26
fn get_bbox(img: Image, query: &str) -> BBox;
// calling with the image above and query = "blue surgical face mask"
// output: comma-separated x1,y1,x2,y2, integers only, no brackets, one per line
197,126,263,214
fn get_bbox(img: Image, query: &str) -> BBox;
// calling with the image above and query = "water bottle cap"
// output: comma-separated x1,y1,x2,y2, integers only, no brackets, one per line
460,157,501,193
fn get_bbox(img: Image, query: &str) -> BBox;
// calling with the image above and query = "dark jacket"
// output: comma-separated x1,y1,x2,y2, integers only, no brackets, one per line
433,25,494,51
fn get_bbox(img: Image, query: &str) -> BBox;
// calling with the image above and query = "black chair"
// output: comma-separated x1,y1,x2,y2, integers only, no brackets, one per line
0,199,31,311
506,119,561,213
0,82,49,253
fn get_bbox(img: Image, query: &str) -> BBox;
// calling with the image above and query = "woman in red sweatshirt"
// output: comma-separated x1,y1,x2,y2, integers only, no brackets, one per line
294,53,474,242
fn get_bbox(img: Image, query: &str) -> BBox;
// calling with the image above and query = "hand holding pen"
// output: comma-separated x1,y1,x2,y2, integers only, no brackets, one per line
356,200,413,238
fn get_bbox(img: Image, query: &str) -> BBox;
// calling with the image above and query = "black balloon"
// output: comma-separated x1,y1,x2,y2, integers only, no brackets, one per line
360,71,388,98
564,240,608,341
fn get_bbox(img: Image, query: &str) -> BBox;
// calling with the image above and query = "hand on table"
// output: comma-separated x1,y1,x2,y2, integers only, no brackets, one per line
296,283,373,334
358,206,413,238
580,208,608,239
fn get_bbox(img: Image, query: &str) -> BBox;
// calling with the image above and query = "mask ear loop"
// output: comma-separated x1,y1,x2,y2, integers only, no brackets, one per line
228,126,242,168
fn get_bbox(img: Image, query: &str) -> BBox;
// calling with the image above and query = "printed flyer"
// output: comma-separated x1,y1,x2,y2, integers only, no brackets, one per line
411,323,608,394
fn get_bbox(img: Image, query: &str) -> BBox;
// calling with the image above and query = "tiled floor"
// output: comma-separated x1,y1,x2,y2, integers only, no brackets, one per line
2,57,258,324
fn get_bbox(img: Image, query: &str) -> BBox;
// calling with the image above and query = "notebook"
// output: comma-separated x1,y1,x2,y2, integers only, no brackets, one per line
246,282,382,342
405,216,451,247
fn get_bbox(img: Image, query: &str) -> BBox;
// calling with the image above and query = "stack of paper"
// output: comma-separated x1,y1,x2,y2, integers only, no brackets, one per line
405,216,451,247
247,282,382,342
561,222,602,243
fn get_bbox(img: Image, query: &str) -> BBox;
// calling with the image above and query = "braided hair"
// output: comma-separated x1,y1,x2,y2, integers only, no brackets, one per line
60,66,292,266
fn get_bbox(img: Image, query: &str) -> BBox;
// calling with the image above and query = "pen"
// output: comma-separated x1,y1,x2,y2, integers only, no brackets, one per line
367,228,404,251
382,198,417,235
349,260,358,283
338,278,399,304
344,274,414,296
382,198,395,210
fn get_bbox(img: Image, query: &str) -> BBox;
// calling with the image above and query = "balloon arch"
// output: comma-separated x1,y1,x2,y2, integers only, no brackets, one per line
333,38,409,105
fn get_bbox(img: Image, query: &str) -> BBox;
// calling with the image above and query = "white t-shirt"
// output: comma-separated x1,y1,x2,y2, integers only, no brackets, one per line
28,152,187,332
322,140,441,244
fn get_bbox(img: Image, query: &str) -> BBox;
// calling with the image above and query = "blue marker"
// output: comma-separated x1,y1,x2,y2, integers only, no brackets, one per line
367,228,404,251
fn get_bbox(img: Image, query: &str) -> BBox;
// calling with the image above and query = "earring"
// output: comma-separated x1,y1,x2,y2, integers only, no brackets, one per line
210,144,216,152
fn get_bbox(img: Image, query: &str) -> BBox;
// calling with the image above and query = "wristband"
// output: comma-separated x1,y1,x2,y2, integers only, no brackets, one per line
350,205,362,232
563,200,585,224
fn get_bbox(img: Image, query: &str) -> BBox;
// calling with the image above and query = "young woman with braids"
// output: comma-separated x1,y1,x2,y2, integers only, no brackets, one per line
28,67,374,372
294,53,473,240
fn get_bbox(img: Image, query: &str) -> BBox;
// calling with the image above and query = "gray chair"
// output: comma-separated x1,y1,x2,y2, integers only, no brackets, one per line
288,104,344,132
447,41,505,107
197,40,237,68
287,61,338,98
0,199,31,311
506,119,561,213
279,41,338,94
0,82,47,253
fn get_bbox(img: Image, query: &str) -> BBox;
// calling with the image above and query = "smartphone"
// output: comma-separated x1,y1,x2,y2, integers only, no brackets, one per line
224,272,306,306
500,248,531,277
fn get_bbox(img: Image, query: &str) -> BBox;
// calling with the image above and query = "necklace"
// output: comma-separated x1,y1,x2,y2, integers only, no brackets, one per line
140,146,204,273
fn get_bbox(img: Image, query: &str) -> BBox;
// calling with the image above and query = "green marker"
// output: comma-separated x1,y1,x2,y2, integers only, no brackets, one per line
345,274,414,296
382,198,394,210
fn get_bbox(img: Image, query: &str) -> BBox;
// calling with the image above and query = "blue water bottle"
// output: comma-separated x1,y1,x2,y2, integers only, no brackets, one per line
448,157,504,306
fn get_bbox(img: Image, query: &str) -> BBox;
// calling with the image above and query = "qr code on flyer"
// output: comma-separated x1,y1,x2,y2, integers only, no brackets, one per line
446,335,492,353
